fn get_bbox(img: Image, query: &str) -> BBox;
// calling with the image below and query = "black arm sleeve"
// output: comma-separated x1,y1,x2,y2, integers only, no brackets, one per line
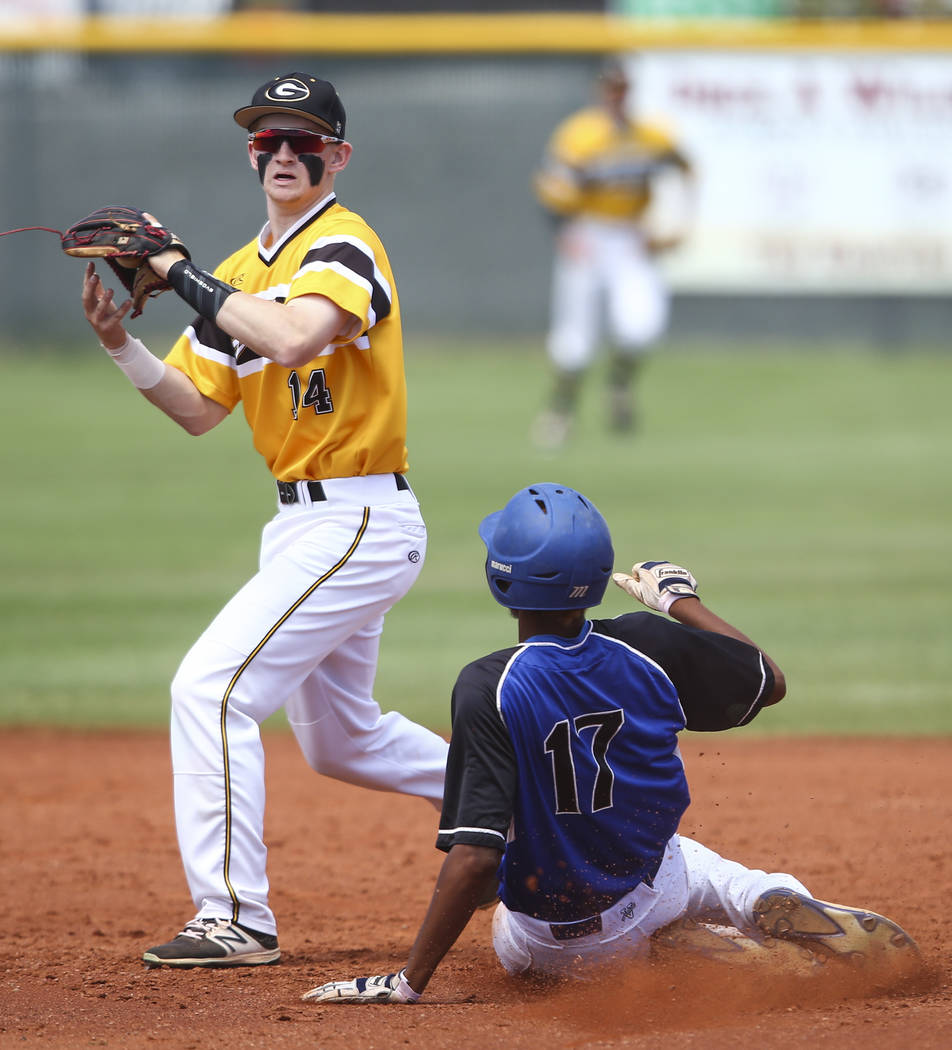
167,261,237,322
593,613,775,732
435,649,519,855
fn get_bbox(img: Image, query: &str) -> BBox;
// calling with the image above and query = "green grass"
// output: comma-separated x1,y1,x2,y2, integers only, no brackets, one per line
1,341,949,735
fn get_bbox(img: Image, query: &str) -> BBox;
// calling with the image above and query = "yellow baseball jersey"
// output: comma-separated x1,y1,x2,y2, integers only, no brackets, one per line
533,107,685,222
164,193,407,482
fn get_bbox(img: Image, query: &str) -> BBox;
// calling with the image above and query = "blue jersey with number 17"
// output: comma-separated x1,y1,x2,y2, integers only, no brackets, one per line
496,624,689,921
436,612,774,924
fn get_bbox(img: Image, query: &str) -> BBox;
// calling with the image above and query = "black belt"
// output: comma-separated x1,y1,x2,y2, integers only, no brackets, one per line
276,473,410,506
547,854,663,942
549,915,603,941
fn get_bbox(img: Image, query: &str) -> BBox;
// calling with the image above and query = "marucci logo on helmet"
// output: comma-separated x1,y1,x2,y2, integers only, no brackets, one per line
490,560,512,574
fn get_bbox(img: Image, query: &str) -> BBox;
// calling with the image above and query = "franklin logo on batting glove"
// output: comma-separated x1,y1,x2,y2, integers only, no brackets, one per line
612,560,699,615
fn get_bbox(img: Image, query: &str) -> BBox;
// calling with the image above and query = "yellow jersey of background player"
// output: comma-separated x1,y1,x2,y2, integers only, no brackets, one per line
530,60,694,451
533,98,683,224
165,194,407,482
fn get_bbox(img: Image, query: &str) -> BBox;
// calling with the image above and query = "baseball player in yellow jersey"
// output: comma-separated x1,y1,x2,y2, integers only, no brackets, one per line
79,72,449,968
531,60,694,449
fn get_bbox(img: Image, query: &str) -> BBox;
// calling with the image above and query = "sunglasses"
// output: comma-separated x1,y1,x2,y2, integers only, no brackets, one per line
248,128,342,154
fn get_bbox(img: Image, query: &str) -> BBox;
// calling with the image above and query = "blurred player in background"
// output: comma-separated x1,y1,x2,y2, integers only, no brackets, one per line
531,60,694,449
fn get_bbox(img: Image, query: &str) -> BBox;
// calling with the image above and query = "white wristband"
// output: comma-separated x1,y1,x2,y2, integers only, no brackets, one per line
102,334,166,390
395,970,421,1003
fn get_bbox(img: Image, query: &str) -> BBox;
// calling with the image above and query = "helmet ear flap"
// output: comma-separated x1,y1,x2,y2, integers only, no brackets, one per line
480,484,613,611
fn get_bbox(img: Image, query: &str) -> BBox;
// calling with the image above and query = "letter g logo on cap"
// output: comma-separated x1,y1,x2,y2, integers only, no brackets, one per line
266,79,309,101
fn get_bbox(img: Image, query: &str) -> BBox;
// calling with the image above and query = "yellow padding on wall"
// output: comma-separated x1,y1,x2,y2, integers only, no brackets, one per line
1,13,951,55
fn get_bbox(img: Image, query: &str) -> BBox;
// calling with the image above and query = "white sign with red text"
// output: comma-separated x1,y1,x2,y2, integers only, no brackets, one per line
634,52,952,294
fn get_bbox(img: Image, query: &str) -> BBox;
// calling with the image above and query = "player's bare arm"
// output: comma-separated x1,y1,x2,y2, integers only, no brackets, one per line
82,261,228,435
302,843,501,1004
210,286,360,369
146,244,360,370
140,366,230,436
403,844,501,995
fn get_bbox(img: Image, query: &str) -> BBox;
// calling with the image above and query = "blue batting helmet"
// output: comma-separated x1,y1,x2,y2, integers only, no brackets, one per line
478,483,614,611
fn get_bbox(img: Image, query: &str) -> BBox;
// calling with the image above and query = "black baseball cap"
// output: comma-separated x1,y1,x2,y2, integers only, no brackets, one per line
233,73,346,138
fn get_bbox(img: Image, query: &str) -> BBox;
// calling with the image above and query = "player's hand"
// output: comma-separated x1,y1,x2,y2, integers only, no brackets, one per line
301,967,420,1004
613,561,698,614
82,262,132,350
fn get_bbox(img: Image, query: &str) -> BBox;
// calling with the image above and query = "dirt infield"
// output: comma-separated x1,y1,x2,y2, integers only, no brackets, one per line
2,729,950,1049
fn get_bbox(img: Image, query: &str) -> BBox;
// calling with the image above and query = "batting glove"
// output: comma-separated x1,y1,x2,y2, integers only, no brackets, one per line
301,967,420,1004
613,561,698,615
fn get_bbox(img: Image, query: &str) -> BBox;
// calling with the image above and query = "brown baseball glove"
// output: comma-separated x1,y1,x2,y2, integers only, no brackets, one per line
61,206,189,317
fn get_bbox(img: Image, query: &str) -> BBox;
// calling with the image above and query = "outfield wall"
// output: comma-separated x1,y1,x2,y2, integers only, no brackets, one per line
2,15,950,346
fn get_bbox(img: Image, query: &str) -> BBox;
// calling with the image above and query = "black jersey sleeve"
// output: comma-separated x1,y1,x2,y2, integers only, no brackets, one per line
191,315,236,358
593,612,775,732
435,648,519,855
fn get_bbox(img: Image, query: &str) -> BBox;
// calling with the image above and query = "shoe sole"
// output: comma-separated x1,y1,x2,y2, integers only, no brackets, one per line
753,890,918,964
143,948,281,969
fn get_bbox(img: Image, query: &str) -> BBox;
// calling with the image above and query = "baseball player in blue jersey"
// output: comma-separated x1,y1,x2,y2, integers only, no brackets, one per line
302,484,918,1003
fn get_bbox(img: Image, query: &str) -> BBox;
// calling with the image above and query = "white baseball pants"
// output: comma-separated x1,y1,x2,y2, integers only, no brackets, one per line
492,833,809,976
169,474,448,936
546,216,669,373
